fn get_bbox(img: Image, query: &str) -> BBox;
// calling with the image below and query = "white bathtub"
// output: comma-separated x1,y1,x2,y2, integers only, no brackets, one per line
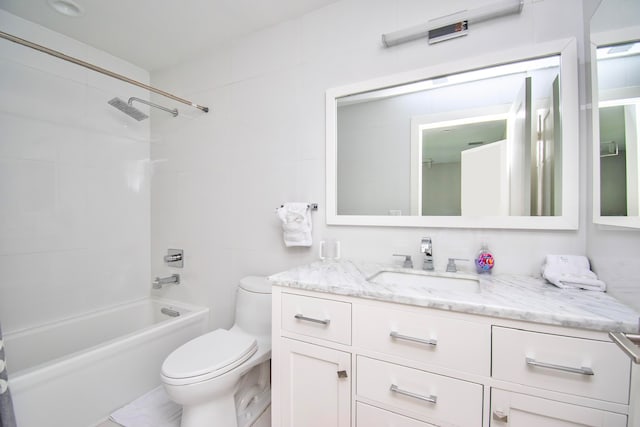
4,297,209,427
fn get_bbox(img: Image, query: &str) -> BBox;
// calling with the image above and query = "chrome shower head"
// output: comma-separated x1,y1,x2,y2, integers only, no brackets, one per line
108,97,149,121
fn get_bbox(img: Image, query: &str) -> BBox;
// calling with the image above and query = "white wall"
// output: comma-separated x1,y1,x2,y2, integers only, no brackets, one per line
150,0,593,330
0,10,151,333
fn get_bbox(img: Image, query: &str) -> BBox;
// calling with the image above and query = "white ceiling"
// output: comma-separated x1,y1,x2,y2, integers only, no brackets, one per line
0,0,339,71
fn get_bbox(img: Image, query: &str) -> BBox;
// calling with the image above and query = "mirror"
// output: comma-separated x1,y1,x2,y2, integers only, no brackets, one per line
326,39,579,229
591,0,640,228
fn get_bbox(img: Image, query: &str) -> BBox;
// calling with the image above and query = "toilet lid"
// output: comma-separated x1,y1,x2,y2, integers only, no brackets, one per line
239,276,272,294
161,329,257,383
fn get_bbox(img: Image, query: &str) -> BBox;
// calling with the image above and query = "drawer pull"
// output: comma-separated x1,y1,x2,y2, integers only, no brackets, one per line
390,331,437,346
525,357,594,376
492,410,508,422
389,384,437,404
294,314,330,325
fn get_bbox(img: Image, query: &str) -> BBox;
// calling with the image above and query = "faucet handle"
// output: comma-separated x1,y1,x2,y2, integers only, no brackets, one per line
446,258,469,273
393,254,413,269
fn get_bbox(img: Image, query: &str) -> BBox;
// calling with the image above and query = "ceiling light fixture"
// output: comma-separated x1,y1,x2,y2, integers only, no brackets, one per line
382,0,523,47
47,0,84,17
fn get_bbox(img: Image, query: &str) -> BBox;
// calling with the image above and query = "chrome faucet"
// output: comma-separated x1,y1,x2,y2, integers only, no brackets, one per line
421,237,434,271
393,254,413,268
446,258,469,273
152,274,180,289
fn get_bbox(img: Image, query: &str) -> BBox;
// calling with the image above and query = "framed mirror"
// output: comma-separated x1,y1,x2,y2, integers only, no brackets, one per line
591,0,640,228
326,38,578,229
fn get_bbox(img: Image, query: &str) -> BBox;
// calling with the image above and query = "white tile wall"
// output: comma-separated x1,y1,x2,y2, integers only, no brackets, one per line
150,0,633,331
0,10,151,333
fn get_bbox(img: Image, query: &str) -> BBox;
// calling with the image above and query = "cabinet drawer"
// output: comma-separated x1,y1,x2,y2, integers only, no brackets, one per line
357,356,483,426
492,326,631,404
281,293,351,345
353,303,490,375
491,388,628,427
356,402,437,427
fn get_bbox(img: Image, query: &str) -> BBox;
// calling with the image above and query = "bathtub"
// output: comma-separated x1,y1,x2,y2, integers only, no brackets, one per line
3,297,209,427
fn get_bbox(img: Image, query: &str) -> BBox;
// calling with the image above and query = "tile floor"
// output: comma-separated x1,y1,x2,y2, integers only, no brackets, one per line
96,420,121,427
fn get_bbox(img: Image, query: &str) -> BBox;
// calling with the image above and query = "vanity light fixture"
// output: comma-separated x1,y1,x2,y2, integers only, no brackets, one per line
47,0,84,17
381,0,523,47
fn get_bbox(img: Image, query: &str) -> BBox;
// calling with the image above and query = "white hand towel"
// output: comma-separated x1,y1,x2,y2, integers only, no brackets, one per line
541,255,607,291
276,202,312,247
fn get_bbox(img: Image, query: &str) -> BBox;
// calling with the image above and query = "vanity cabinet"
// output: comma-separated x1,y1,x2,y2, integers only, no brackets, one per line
271,287,635,427
279,338,351,427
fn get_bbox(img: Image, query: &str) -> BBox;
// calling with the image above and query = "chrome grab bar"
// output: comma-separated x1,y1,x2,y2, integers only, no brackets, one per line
294,314,330,325
609,332,640,364
525,357,594,376
390,331,437,346
390,384,437,404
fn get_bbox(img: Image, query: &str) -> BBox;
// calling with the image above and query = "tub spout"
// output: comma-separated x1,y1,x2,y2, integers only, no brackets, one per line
152,274,180,289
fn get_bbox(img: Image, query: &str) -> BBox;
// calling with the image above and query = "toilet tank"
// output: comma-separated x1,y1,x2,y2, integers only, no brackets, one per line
234,276,272,336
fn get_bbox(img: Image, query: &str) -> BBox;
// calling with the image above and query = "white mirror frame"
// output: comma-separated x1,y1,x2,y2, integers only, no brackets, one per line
591,26,640,228
326,38,579,229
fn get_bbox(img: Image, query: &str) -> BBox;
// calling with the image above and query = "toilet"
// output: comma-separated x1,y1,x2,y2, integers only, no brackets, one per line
161,276,272,427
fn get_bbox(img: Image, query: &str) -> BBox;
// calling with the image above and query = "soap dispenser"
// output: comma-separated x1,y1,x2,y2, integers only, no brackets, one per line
475,244,494,274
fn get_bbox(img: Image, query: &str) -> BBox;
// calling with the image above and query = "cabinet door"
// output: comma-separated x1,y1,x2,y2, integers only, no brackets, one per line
280,338,351,427
490,389,627,427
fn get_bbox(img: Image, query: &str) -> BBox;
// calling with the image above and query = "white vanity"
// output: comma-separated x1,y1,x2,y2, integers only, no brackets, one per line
269,260,640,427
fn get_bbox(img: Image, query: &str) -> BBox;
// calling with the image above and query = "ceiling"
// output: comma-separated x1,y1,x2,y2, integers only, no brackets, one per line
0,0,339,71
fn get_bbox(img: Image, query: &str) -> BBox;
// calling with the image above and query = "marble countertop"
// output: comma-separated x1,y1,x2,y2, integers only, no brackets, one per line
268,259,640,334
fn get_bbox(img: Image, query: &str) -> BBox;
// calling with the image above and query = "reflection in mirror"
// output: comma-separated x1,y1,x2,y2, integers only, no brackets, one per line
327,39,578,229
336,56,561,218
596,42,640,217
591,0,640,228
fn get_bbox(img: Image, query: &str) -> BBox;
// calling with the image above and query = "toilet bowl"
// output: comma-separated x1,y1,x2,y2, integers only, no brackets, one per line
161,276,272,427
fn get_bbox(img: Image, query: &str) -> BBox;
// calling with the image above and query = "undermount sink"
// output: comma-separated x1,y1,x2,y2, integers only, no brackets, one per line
369,270,480,291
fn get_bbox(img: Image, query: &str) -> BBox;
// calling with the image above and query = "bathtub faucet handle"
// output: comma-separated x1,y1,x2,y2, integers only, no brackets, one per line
164,254,182,263
164,249,184,268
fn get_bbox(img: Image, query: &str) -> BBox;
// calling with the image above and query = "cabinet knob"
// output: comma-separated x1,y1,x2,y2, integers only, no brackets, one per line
337,370,348,378
492,410,508,422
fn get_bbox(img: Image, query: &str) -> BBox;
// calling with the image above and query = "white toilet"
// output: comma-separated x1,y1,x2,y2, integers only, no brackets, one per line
161,276,272,427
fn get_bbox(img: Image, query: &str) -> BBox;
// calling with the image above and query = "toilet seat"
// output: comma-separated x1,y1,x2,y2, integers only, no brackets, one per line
161,329,257,386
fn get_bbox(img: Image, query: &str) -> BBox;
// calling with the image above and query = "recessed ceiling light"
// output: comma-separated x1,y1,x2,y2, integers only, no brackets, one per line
47,0,84,17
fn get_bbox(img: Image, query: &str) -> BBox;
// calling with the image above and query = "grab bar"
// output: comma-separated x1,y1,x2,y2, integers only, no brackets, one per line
609,332,640,364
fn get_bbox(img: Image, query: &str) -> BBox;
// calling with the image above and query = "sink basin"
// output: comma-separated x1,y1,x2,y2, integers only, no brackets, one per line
369,270,480,291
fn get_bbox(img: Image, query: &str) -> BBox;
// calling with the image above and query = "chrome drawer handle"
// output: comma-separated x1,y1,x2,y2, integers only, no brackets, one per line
492,410,508,422
294,314,330,325
390,384,437,404
390,331,437,346
526,357,594,376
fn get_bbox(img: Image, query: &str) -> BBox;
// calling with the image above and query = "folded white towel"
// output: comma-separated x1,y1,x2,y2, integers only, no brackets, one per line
276,202,312,247
541,255,606,291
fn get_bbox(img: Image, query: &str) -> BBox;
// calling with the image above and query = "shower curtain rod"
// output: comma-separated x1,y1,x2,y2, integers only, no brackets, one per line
0,30,209,113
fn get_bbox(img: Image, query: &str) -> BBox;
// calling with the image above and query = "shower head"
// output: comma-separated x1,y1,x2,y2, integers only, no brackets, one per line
108,97,179,121
108,97,149,121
